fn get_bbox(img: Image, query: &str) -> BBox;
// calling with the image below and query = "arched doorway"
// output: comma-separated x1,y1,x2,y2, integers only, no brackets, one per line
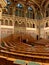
36,35,39,40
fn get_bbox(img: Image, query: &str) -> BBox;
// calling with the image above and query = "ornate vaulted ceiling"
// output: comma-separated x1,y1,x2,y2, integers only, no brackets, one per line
0,0,7,7
10,0,49,8
5,0,49,19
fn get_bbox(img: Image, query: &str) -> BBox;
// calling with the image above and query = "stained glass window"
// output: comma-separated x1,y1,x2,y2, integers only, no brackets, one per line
17,4,23,9
27,7,34,19
28,7,33,11
15,4,24,17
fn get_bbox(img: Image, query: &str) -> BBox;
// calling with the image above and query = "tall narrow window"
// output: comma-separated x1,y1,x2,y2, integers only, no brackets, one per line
15,21,18,27
9,20,12,26
33,24,35,28
15,4,24,17
5,20,8,25
46,11,48,17
46,22,48,27
27,7,34,19
1,19,4,25
46,4,49,17
5,0,11,15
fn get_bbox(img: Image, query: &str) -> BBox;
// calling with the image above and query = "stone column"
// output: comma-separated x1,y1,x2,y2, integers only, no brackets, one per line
13,7,16,16
13,7,16,34
0,8,2,43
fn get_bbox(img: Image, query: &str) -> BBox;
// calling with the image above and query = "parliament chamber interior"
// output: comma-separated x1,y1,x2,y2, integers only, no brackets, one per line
0,0,49,65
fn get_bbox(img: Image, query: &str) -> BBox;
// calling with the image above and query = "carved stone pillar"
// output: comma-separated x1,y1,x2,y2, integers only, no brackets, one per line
0,8,2,43
13,7,16,16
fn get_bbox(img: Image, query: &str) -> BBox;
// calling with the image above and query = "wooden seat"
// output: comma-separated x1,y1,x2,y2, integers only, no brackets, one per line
14,59,26,65
0,57,22,65
2,33,49,54
28,61,40,65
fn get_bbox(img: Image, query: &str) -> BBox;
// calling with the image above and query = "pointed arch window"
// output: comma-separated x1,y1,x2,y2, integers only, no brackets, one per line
5,20,8,25
21,22,25,27
15,4,24,17
4,0,12,15
46,4,49,17
9,20,12,26
5,0,11,5
15,21,18,27
33,24,35,28
27,7,34,19
1,19,4,25
27,23,29,27
46,22,48,27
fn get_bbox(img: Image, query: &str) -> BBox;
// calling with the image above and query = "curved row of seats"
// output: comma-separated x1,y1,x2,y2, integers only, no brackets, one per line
1,33,49,65
0,56,40,65
2,33,49,46
1,33,49,54
0,57,21,65
2,33,35,44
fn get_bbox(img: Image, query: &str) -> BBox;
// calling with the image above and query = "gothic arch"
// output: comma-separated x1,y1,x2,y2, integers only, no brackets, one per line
15,21,18,27
45,2,49,17
21,22,25,27
30,5,36,13
16,2,25,7
31,5,36,18
9,20,12,26
45,22,48,27
27,6,35,19
5,19,8,25
1,19,4,25
27,23,29,27
45,1,49,9
15,3,24,17
32,23,35,28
